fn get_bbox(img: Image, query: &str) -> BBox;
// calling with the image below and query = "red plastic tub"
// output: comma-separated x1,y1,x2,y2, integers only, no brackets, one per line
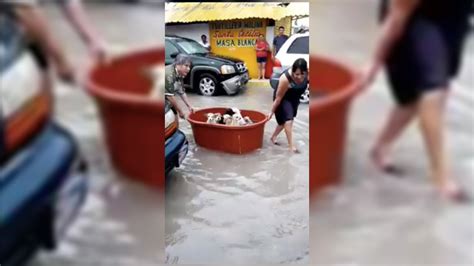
187,107,268,154
309,55,361,196
85,47,165,188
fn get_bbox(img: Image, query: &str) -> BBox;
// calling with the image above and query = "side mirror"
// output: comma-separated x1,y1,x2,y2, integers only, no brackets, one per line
170,52,179,59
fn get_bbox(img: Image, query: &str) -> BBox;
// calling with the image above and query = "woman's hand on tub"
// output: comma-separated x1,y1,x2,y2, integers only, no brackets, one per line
358,61,381,92
267,112,274,121
95,43,128,64
87,40,109,63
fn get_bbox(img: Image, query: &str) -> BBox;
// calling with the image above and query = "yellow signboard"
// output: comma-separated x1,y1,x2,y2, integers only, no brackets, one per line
210,19,267,79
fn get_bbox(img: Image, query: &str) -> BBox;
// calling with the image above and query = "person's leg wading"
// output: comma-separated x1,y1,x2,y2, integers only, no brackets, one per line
370,102,417,174
284,120,298,153
417,89,465,201
271,124,284,145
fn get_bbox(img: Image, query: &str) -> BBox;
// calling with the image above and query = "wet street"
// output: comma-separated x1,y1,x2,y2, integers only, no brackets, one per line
310,0,474,265
165,84,309,264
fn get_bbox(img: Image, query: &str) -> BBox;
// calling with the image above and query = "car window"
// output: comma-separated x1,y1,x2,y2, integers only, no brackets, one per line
166,40,180,61
287,36,309,54
176,39,208,55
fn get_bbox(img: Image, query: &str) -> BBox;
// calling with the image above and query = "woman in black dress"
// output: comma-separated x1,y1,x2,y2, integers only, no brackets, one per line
268,58,309,153
361,0,472,201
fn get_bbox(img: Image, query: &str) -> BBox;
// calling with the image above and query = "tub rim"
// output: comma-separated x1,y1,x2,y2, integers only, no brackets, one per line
187,107,269,131
310,55,362,114
83,46,164,111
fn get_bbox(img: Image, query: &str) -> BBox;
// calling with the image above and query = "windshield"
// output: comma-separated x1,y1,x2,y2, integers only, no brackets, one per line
176,39,209,54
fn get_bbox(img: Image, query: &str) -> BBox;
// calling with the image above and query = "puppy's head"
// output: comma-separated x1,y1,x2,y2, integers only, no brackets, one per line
206,113,216,123
206,113,214,119
214,113,223,124
223,114,232,125
232,113,243,121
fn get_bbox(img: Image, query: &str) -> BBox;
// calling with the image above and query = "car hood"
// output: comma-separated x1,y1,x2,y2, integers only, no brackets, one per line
201,53,244,64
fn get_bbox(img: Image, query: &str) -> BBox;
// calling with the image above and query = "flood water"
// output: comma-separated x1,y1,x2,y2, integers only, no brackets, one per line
165,86,310,264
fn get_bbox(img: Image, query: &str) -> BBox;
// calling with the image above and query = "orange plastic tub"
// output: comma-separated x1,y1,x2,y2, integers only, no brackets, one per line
85,47,165,188
309,55,361,196
187,107,268,154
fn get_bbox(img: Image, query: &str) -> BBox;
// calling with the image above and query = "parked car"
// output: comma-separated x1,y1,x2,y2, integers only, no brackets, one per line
0,13,87,266
165,100,188,175
275,32,309,70
0,122,88,266
275,32,309,103
165,35,249,96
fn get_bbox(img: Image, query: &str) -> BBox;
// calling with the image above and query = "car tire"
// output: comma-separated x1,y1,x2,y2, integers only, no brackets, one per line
300,88,309,104
198,74,218,96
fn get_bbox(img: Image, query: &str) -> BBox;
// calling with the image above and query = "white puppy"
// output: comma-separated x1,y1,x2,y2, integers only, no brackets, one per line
230,114,240,126
214,113,223,124
243,116,253,125
206,113,218,124
223,114,232,125
231,113,247,126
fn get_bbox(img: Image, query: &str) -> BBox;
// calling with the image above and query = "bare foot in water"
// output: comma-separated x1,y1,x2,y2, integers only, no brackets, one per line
369,145,404,176
437,179,470,203
289,146,300,154
270,136,280,145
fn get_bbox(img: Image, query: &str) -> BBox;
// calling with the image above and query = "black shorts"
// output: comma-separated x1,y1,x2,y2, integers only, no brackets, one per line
275,99,299,126
385,17,468,106
257,56,267,63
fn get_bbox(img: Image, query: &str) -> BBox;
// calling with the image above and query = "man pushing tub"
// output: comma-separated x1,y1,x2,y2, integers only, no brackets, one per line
165,54,195,119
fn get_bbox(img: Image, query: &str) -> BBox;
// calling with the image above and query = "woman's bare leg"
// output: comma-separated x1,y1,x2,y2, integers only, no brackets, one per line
283,120,297,153
370,102,417,172
271,124,284,144
418,89,463,200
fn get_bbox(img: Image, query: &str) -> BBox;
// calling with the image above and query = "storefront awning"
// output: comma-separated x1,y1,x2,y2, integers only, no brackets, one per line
165,2,309,24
